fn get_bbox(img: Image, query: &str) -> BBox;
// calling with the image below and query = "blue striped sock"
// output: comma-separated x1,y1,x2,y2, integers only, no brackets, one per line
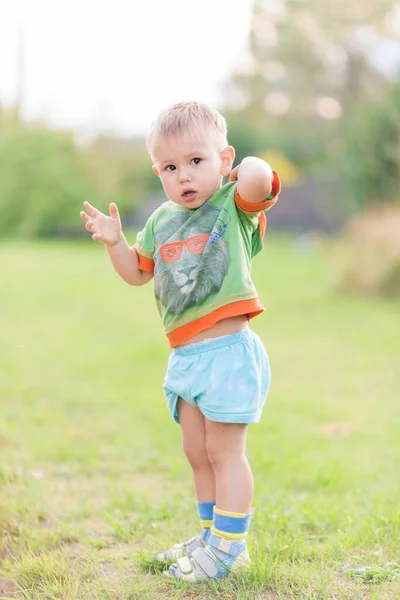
207,508,251,564
211,508,251,540
197,501,215,540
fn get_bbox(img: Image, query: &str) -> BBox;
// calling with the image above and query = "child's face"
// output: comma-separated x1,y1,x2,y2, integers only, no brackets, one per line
151,130,234,209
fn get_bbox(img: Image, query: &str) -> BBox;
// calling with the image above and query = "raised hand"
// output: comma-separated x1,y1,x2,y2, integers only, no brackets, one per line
80,201,122,247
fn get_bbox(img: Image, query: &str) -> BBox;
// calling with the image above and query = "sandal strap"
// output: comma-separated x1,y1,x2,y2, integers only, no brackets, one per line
208,533,245,557
184,536,203,554
158,535,203,561
191,547,219,578
174,554,207,583
163,546,181,561
176,555,193,575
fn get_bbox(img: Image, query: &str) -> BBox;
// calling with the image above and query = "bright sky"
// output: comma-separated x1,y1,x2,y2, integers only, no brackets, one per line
0,0,254,137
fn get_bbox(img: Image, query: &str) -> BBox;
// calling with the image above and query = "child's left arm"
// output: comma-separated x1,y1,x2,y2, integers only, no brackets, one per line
230,157,275,205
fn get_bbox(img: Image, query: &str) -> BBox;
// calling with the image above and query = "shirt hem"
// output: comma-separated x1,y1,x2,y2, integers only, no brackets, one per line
166,297,264,348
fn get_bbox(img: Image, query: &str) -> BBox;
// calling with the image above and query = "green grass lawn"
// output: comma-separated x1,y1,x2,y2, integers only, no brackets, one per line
1,237,399,600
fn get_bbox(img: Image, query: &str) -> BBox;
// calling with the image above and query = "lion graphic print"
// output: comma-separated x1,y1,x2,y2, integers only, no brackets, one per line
153,203,231,315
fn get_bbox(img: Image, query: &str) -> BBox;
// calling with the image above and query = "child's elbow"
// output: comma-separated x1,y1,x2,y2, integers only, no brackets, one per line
127,271,153,286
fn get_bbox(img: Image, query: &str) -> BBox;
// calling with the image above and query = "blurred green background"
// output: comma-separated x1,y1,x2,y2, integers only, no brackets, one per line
0,1,399,236
1,1,400,294
1,1,400,599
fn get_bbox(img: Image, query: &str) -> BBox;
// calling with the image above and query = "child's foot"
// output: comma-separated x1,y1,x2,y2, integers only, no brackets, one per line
164,537,250,583
156,529,210,563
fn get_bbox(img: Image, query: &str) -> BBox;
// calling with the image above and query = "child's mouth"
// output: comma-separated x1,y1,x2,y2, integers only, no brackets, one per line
182,190,197,202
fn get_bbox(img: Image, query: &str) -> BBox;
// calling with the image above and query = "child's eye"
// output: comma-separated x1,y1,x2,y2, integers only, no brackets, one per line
165,165,176,172
191,157,202,165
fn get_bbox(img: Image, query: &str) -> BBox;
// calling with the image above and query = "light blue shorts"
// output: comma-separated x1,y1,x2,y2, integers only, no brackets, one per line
163,328,271,424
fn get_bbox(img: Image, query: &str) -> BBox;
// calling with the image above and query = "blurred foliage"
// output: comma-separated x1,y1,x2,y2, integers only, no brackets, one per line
82,136,161,216
259,151,300,186
333,205,400,296
0,112,155,238
0,0,399,239
344,83,400,207
0,115,98,238
222,0,399,209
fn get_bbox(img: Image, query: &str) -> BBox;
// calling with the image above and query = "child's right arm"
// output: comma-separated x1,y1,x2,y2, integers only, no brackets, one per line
80,201,153,286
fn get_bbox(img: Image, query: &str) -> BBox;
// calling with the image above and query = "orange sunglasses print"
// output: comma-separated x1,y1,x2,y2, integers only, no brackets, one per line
160,234,209,264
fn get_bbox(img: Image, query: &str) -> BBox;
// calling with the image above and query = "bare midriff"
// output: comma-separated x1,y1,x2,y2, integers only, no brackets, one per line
179,315,249,346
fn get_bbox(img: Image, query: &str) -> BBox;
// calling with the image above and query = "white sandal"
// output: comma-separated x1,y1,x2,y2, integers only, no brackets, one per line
164,537,250,583
156,535,206,563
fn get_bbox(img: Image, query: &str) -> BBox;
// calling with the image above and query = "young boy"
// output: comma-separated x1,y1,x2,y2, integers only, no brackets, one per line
80,102,281,583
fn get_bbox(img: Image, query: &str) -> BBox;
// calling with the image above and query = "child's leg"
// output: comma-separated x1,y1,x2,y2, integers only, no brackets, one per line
178,398,216,505
167,421,252,582
156,399,215,562
205,420,252,513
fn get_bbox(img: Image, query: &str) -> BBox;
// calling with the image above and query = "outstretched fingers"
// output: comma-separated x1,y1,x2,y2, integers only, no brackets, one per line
81,201,109,243
109,202,119,219
80,210,89,223
80,212,97,235
83,201,99,218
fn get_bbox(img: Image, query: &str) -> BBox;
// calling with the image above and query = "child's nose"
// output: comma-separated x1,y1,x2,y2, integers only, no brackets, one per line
179,168,191,183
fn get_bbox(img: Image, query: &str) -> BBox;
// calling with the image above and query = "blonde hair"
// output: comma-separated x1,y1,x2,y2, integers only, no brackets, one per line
146,101,228,153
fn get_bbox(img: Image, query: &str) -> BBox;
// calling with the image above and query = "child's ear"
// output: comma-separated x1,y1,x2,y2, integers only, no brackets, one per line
152,165,160,177
220,146,235,177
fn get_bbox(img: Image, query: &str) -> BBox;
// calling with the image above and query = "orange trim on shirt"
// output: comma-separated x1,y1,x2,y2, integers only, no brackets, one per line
258,212,267,241
134,248,154,274
166,297,264,348
166,291,256,331
270,169,281,198
235,170,281,213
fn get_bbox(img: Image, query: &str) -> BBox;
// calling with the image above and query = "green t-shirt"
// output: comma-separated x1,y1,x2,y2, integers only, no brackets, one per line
135,176,280,347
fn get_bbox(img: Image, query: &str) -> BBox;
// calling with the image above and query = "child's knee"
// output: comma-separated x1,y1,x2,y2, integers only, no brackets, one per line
205,443,233,469
183,440,209,469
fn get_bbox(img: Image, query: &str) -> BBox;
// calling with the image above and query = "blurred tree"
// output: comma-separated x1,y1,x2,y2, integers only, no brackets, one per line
344,82,400,207
222,0,396,173
82,135,160,220
0,117,100,238
0,112,158,238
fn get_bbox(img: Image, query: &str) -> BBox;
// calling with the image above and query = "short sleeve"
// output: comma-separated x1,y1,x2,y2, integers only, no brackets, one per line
134,215,156,274
234,170,281,215
234,170,281,258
